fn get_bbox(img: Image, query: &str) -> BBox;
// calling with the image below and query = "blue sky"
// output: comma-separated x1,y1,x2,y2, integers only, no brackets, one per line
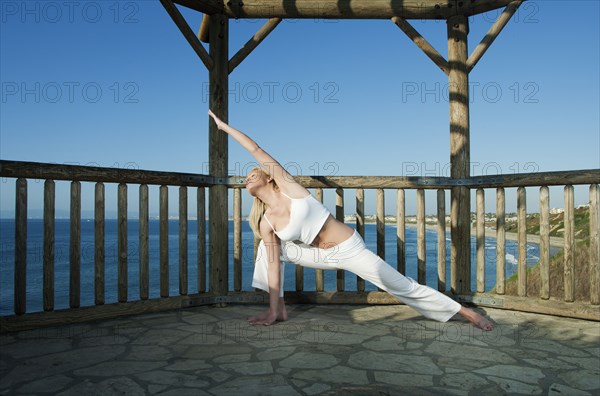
1,0,599,218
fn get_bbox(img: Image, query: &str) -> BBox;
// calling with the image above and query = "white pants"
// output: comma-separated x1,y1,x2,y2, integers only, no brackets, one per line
252,230,462,322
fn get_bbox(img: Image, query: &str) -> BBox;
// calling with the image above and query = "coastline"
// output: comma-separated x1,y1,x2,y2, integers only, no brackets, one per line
373,221,565,248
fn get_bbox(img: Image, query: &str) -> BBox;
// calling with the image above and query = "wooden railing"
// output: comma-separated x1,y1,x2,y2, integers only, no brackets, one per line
0,160,598,331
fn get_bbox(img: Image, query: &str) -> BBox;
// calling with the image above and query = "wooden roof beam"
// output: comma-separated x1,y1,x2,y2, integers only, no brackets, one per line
467,1,524,72
392,17,449,76
174,0,223,14
161,0,213,70
174,0,520,19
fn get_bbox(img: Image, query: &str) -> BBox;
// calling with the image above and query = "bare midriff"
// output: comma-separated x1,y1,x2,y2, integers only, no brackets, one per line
309,215,355,249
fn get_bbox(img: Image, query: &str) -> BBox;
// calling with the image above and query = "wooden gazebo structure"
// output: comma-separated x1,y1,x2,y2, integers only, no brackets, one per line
161,0,528,297
1,0,598,331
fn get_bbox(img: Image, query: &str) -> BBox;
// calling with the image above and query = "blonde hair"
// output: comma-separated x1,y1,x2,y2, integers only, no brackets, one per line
248,167,277,239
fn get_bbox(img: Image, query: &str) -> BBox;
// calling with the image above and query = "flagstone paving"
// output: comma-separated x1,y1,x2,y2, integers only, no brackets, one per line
1,304,598,395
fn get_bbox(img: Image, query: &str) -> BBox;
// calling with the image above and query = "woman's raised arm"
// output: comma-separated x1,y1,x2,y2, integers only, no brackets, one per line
208,110,307,194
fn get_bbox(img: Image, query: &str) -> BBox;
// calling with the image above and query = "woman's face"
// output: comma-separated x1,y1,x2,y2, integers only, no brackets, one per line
245,168,270,196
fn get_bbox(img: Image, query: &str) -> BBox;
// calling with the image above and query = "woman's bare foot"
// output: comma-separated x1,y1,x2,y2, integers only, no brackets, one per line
457,306,494,331
247,298,288,325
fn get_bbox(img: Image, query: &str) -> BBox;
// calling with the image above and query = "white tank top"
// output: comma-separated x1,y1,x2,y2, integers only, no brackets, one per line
263,192,330,244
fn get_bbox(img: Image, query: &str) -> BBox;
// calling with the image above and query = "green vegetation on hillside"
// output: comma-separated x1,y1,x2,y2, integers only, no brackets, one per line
498,205,595,302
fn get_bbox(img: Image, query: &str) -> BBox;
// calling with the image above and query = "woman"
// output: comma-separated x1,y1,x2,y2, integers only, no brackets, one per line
208,110,494,330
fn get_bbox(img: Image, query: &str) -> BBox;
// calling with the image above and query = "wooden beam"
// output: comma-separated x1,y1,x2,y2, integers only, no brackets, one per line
2,161,599,190
467,1,523,72
199,14,210,43
176,0,517,20
160,0,214,70
174,0,223,14
229,18,281,74
392,17,449,75
0,160,216,187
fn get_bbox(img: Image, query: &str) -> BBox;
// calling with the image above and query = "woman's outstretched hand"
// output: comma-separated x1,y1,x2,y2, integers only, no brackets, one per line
208,109,227,131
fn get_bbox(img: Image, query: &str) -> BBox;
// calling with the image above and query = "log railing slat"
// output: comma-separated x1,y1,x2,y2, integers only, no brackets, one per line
315,188,324,292
139,185,149,300
564,185,575,302
118,183,128,303
397,189,406,275
496,188,506,295
356,189,365,292
376,189,385,260
160,186,169,298
70,181,81,309
417,189,426,284
436,189,446,292
376,189,385,292
539,186,550,300
179,186,189,295
197,187,206,293
233,188,242,292
590,184,600,305
43,180,55,311
476,188,485,292
15,178,27,315
95,182,105,305
517,187,527,297
336,188,345,291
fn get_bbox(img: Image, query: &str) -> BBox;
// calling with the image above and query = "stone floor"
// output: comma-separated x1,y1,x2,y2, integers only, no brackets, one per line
0,304,598,395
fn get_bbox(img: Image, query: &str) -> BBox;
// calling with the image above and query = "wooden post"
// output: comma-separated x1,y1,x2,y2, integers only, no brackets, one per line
417,189,426,284
496,188,506,295
517,187,527,297
376,188,385,292
118,183,128,303
564,185,575,302
356,189,365,292
436,189,446,291
476,188,485,292
70,181,81,308
397,189,406,275
376,189,385,260
160,185,169,298
315,188,324,292
208,13,229,297
43,180,55,311
95,182,105,305
197,187,207,293
447,15,471,294
539,186,550,300
336,188,345,291
590,184,599,305
139,184,149,300
179,186,189,295
15,178,27,315
233,188,242,292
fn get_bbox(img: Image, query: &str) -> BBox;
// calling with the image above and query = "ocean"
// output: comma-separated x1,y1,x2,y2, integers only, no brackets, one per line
0,219,556,315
